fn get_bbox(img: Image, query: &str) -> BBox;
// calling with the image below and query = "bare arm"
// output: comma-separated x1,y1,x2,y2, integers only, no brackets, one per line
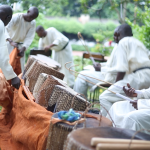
115,72,125,82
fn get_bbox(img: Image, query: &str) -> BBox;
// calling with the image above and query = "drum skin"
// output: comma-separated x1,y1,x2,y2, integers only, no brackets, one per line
65,127,150,150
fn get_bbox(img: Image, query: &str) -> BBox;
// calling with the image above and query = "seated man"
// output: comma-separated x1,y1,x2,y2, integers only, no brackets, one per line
36,26,75,87
107,83,150,135
74,24,150,116
73,26,119,98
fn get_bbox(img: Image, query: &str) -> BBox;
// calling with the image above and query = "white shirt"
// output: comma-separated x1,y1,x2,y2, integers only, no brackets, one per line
38,27,69,51
0,20,16,80
6,13,36,49
108,37,150,74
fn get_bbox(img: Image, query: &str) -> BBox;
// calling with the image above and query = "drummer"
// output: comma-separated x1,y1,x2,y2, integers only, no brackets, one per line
36,26,75,87
107,83,150,135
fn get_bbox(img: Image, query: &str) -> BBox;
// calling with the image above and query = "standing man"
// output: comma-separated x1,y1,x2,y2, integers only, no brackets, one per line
0,5,20,89
36,26,75,87
6,7,39,72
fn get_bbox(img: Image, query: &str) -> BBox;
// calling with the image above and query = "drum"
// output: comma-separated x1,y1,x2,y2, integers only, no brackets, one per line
46,113,112,150
35,75,67,109
33,73,48,99
26,61,64,92
49,85,89,112
36,54,61,70
23,56,37,79
64,127,150,150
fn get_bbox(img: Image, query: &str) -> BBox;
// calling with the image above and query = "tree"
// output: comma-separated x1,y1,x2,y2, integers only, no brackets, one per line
79,0,147,23
21,0,68,16
0,0,21,5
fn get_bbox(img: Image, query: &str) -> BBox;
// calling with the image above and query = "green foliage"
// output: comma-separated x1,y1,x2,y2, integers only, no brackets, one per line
25,13,117,61
72,44,88,51
126,6,150,50
91,43,113,56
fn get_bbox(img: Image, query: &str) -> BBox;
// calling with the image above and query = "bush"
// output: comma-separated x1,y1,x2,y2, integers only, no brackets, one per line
126,6,150,50
25,13,117,61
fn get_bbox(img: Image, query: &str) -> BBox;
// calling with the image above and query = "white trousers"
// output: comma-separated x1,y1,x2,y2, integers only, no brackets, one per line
100,69,150,116
7,42,25,72
73,70,105,98
52,43,75,87
107,101,150,135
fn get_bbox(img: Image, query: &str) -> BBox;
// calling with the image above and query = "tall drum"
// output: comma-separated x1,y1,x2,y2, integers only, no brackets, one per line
46,113,112,150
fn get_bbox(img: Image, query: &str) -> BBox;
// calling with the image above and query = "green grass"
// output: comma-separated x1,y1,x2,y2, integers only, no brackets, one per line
0,106,1,112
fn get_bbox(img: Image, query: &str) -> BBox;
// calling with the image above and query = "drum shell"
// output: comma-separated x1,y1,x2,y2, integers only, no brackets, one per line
27,61,64,92
46,113,106,150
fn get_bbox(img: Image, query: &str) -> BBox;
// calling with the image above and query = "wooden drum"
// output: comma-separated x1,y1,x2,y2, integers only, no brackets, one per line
49,85,90,112
26,61,64,92
46,113,112,150
64,127,150,150
35,75,67,110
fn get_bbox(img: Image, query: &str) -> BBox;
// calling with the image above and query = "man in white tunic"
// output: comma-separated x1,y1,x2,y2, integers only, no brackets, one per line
99,24,150,116
0,5,20,89
74,24,150,116
36,26,75,87
73,27,119,98
6,7,39,72
107,83,150,135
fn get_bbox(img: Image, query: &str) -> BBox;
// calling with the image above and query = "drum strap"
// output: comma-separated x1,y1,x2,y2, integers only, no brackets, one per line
133,67,150,73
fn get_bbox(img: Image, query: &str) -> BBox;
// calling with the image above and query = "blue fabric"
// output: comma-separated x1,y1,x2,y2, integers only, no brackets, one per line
58,109,81,122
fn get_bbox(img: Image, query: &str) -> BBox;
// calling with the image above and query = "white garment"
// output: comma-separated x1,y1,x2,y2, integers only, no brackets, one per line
107,93,150,135
6,13,36,72
73,44,118,98
100,37,150,116
0,20,16,80
38,27,75,86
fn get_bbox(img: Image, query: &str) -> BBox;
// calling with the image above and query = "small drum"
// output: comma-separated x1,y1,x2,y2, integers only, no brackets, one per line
26,61,64,92
46,113,112,150
64,127,150,150
49,85,89,112
35,75,67,110
33,73,48,99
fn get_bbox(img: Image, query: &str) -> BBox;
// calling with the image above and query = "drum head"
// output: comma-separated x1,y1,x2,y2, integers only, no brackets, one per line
66,127,150,150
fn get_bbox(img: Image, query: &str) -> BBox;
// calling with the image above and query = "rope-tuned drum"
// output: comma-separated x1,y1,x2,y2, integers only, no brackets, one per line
49,85,89,112
26,61,64,92
46,113,107,150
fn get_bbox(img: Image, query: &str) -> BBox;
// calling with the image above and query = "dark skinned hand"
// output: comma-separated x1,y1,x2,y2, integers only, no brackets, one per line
10,41,18,48
44,46,50,52
11,76,21,89
18,47,26,57
123,83,137,97
130,100,138,110
93,62,101,71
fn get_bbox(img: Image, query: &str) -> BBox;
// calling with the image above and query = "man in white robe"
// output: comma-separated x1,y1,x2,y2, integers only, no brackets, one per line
73,27,119,98
99,24,150,116
74,24,150,117
0,5,20,89
36,26,75,87
107,83,150,135
6,7,39,72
